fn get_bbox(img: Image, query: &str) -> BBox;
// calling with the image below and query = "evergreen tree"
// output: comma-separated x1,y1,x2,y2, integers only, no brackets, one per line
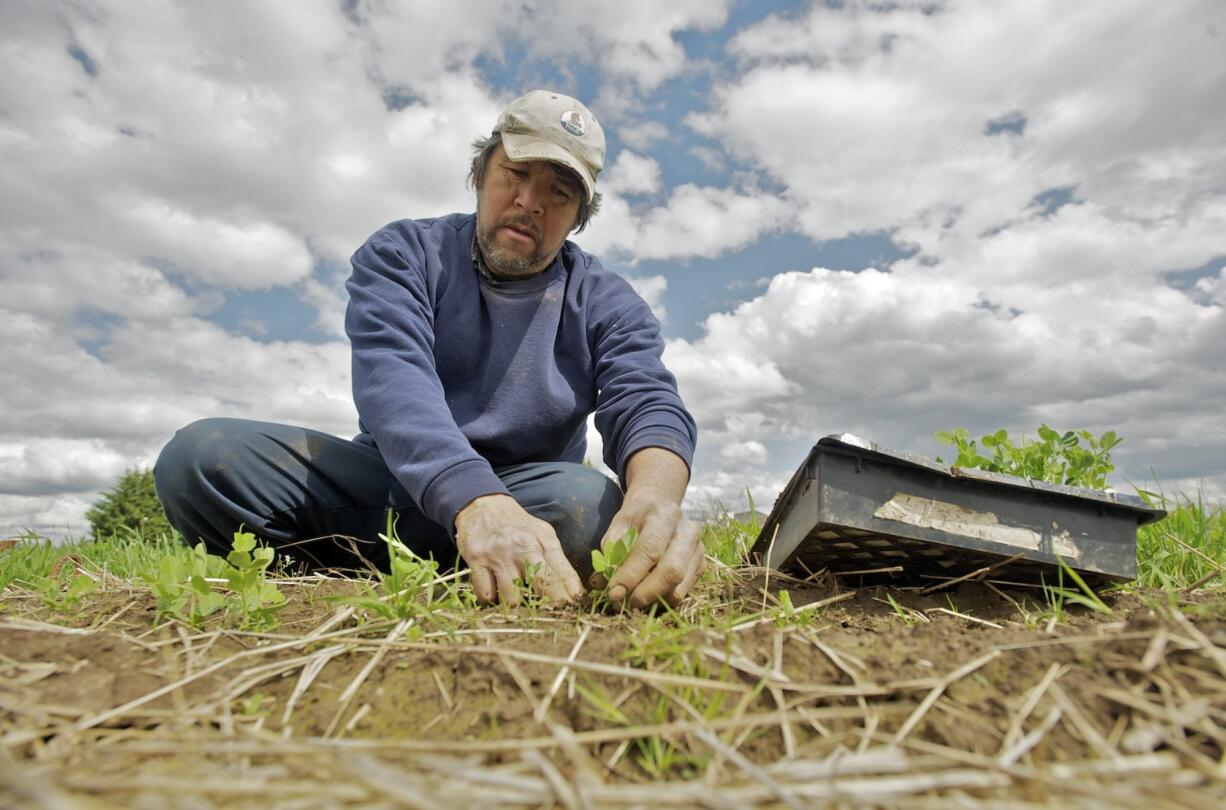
85,468,176,541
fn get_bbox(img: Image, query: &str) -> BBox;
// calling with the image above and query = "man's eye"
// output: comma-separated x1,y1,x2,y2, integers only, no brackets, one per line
552,186,572,200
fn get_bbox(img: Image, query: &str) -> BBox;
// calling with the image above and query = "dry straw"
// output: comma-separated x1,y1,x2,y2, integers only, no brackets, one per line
3,569,1226,807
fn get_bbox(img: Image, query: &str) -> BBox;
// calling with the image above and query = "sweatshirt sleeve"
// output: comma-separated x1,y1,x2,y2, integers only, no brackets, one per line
345,225,509,530
590,288,698,486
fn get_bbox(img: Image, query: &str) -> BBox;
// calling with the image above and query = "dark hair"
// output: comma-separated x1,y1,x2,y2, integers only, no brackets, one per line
468,132,602,234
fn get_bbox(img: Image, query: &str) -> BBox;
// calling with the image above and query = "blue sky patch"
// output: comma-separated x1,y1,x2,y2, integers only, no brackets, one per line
66,43,98,77
621,229,913,340
209,286,334,344
74,309,122,360
984,111,1026,136
1030,186,1078,216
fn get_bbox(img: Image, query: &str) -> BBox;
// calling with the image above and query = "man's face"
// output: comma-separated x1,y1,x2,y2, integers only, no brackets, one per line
475,143,582,278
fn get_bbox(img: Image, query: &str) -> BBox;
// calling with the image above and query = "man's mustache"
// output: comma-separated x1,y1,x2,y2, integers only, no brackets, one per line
497,216,540,241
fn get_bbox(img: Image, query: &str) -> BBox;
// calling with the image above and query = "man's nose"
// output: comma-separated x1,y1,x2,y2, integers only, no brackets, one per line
514,178,546,215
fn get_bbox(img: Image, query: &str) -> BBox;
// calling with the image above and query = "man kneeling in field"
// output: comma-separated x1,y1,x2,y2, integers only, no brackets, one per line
154,90,702,609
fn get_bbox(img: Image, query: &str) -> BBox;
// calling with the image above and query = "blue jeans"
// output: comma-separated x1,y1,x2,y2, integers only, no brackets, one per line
153,418,623,576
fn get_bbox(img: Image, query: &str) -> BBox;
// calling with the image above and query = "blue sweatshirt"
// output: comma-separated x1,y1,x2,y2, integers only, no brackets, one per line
345,213,697,530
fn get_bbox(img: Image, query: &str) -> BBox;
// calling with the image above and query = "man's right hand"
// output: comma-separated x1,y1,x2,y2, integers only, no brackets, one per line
454,494,585,606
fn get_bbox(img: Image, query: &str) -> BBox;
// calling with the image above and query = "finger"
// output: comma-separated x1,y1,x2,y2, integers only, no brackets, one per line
494,565,521,608
608,507,679,604
628,518,701,609
536,537,584,601
470,566,496,605
523,546,575,603
665,542,706,606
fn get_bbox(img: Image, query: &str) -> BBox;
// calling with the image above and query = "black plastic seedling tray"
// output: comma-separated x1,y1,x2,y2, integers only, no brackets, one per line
752,435,1166,585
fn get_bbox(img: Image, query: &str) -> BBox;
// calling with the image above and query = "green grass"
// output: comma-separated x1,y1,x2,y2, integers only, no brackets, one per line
700,508,760,568
1136,489,1226,589
4,491,1222,622
0,526,210,592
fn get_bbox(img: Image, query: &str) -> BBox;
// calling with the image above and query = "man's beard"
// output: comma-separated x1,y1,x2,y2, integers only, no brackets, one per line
475,211,551,278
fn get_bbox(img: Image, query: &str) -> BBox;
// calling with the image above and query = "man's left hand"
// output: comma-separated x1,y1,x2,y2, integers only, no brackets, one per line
598,448,704,608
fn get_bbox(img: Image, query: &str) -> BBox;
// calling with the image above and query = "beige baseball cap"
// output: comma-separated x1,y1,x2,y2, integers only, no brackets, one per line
494,90,605,202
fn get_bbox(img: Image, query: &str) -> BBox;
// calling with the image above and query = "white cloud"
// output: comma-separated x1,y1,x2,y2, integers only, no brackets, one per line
122,197,314,288
638,184,790,260
602,151,663,196
581,183,791,262
507,1,731,93
0,300,357,535
0,440,134,497
618,120,669,151
689,145,726,173
1195,269,1226,306
625,275,668,323
719,440,768,466
684,468,790,521
0,494,96,539
694,0,1226,244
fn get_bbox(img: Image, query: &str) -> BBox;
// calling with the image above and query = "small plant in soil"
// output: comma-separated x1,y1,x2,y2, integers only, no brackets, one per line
881,593,928,626
574,675,709,779
32,569,98,614
769,589,818,628
590,528,638,610
331,513,475,627
1043,555,1113,616
145,531,286,630
702,492,761,566
223,531,288,630
146,542,226,628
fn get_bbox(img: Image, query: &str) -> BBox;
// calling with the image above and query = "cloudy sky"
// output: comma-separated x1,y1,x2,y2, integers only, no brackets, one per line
2,0,1224,538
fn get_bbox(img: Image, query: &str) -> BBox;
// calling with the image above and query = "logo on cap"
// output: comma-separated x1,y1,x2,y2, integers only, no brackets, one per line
560,110,586,137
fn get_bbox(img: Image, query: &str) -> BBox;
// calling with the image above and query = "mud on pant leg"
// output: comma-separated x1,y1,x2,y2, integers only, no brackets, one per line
151,417,453,571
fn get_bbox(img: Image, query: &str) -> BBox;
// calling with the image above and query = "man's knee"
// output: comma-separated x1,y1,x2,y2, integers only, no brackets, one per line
154,418,249,495
527,464,623,579
153,417,275,537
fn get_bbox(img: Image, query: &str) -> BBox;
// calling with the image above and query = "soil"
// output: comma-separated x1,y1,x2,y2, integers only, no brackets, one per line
2,573,1224,808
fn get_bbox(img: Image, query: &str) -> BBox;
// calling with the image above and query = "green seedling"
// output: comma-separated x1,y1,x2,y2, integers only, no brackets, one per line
590,528,638,611
513,559,544,611
241,692,272,717
32,570,98,613
145,543,225,628
224,531,287,630
1038,571,1067,628
635,691,706,779
935,425,1120,489
769,589,817,628
591,528,636,579
145,532,285,630
882,593,925,626
702,490,760,566
1044,555,1113,616
332,511,475,627
775,589,795,621
574,677,708,779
